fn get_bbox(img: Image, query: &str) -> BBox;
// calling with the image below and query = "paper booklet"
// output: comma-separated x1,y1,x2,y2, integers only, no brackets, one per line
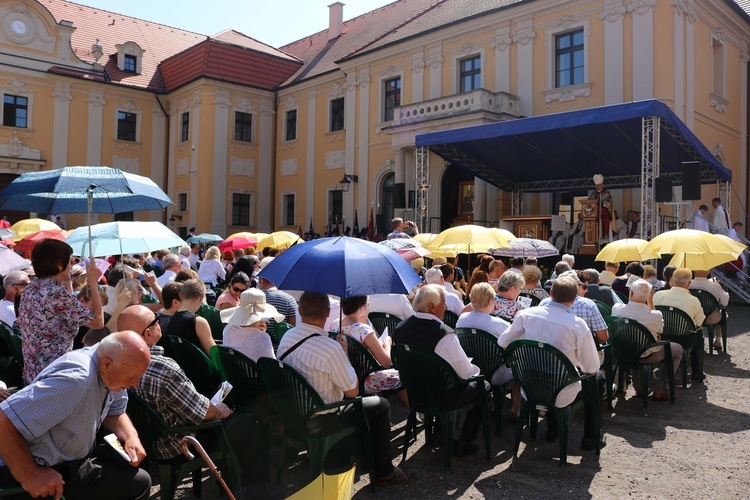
517,296,532,309
210,381,233,406
104,433,134,462
379,327,389,344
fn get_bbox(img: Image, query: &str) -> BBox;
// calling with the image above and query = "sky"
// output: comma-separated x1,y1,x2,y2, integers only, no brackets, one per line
73,0,397,48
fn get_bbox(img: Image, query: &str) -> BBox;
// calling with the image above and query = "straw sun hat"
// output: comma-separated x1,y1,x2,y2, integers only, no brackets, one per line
220,288,283,326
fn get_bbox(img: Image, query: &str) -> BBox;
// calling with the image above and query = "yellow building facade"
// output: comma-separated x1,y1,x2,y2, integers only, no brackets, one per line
0,0,748,238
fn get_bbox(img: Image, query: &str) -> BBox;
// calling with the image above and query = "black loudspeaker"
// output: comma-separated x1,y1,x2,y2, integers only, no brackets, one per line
392,182,406,209
655,176,673,202
682,163,701,200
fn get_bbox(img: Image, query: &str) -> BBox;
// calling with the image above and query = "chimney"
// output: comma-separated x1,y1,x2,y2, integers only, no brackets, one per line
328,2,344,40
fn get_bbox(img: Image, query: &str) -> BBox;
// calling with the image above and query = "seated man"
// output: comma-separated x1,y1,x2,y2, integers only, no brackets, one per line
653,268,706,380
424,268,464,316
689,270,729,352
394,284,483,456
612,262,644,296
581,268,622,308
277,292,414,486
0,331,152,499
599,262,620,286
611,279,683,401
541,271,608,346
498,275,605,451
119,305,274,493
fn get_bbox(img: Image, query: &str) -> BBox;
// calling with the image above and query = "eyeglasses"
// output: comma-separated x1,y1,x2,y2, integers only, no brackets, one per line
14,282,29,288
141,316,159,336
579,283,588,290
231,286,248,294
366,302,371,308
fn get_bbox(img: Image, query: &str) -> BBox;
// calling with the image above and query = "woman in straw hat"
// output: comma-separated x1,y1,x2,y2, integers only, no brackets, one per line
221,288,283,362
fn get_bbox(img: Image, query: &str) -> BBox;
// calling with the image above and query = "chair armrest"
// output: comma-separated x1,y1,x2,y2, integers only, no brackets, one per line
304,396,364,419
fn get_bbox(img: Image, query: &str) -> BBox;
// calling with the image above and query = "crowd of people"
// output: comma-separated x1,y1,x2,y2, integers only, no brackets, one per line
0,217,735,499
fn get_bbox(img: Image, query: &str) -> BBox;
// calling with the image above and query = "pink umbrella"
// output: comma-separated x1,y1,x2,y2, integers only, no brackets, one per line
15,229,69,254
218,236,258,252
396,245,431,262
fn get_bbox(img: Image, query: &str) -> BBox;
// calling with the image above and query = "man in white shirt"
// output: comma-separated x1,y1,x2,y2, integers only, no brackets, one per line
599,262,620,286
690,205,710,232
424,267,464,316
611,279,682,401
156,253,182,289
507,257,524,275
0,271,29,326
394,284,482,457
689,270,729,351
278,292,414,486
178,246,192,269
711,197,730,235
368,293,414,321
498,275,604,451
187,244,201,271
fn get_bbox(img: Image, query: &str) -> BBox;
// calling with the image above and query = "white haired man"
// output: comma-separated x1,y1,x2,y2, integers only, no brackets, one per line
612,279,683,401
689,270,729,352
0,271,29,327
424,267,464,316
156,253,182,289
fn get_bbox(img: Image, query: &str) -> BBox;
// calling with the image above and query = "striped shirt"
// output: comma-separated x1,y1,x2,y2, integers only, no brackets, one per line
134,345,209,459
276,322,357,409
262,288,298,328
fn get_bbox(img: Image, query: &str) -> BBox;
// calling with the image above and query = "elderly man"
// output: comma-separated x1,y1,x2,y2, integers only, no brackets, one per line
425,267,463,316
0,331,151,499
498,275,605,450
0,271,28,326
278,292,414,486
599,262,620,286
259,276,297,329
581,268,622,308
612,279,683,401
487,259,505,290
387,217,416,240
156,253,182,289
394,284,482,456
119,306,273,494
612,262,644,296
653,268,706,380
178,245,192,269
541,271,608,346
689,270,729,351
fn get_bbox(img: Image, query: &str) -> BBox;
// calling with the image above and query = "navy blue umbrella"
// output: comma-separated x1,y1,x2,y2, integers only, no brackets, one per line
258,236,421,298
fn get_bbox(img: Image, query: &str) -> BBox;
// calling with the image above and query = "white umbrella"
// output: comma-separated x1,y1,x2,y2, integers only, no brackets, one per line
66,221,186,257
491,238,559,258
0,245,28,275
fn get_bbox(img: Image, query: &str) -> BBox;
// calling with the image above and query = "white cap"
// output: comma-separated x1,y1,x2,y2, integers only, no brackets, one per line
593,174,604,185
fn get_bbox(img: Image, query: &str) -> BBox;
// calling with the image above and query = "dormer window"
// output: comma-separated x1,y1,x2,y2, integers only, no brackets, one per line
123,54,137,73
115,41,144,74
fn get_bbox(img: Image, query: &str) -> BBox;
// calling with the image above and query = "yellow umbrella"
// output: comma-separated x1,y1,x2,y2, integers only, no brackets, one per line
668,251,742,270
10,218,61,241
288,466,355,500
489,227,517,242
256,231,303,251
425,225,511,255
412,232,438,245
642,228,745,256
226,231,268,244
595,238,660,262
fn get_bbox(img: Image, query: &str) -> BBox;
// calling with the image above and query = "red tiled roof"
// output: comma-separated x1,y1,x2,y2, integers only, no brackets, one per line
160,39,302,91
211,30,299,62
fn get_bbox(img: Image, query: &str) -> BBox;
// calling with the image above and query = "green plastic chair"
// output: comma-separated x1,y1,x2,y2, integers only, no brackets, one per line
343,335,398,396
455,328,507,436
442,310,459,328
656,305,703,387
607,317,675,410
0,323,22,365
210,345,265,413
504,339,601,467
196,303,225,343
590,299,612,319
161,335,222,398
689,289,727,354
141,293,159,304
518,292,542,307
367,312,402,336
270,321,294,350
257,358,375,489
126,390,243,500
0,486,31,498
614,291,629,304
391,344,491,473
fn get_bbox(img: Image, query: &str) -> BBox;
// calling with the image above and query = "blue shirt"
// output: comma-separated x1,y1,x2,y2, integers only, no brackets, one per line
540,295,607,333
0,345,127,467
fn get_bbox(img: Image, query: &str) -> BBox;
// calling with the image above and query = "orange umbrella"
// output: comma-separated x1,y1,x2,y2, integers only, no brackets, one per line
14,229,69,254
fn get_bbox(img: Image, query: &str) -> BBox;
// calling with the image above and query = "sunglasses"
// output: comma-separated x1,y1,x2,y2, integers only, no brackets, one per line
231,286,248,293
579,283,588,290
141,316,159,336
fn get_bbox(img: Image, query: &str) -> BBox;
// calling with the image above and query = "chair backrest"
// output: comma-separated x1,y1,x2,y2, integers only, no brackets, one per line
0,323,22,362
689,289,720,317
607,316,658,363
655,305,698,339
196,303,225,342
344,335,382,394
257,357,328,434
590,299,612,319
367,312,402,336
270,321,294,349
454,328,504,378
391,344,463,409
210,345,264,407
141,294,159,304
161,335,221,397
442,310,459,328
518,292,542,307
126,390,169,452
504,339,580,407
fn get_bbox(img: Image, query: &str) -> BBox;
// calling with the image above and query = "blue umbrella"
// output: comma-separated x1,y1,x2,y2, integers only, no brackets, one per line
66,221,186,257
0,166,173,259
258,236,421,298
186,233,224,244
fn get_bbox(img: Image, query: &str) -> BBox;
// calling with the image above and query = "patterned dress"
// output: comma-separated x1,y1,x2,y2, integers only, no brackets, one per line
492,295,524,320
340,322,402,394
19,277,94,384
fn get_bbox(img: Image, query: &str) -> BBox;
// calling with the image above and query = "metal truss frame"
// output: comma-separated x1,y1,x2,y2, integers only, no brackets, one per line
641,116,659,240
415,146,430,233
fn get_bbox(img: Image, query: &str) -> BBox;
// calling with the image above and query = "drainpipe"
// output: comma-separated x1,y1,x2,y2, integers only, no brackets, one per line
155,94,170,226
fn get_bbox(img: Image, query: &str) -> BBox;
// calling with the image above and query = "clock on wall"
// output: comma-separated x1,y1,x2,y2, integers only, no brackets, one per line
3,13,35,43
10,19,27,35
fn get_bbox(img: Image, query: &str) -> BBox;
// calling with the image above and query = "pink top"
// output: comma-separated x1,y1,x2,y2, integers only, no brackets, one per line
215,290,238,310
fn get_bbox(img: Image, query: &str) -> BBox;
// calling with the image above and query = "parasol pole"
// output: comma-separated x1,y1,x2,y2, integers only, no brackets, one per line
86,184,96,261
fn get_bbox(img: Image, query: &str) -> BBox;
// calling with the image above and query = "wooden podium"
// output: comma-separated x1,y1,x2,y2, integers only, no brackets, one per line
579,200,599,255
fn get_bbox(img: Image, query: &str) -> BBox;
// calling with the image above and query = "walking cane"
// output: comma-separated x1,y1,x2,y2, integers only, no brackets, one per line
181,436,236,500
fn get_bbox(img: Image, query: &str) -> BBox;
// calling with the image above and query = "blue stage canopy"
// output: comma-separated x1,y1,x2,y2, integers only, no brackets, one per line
415,99,732,192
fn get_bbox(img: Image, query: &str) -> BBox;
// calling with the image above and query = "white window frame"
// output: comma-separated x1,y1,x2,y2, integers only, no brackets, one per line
233,110,254,143
378,72,403,123
230,190,255,227
544,18,592,105
281,191,296,227
328,96,345,133
0,85,34,130
710,34,726,99
180,111,190,143
115,41,144,74
451,47,485,95
177,191,188,212
113,100,142,143
283,108,298,142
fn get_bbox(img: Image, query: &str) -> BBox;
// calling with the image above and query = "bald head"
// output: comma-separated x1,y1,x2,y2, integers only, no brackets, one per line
671,268,693,288
97,331,151,392
118,305,161,346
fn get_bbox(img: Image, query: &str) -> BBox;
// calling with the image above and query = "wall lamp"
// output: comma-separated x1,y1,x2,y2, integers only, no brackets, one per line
339,174,358,192
169,214,182,227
